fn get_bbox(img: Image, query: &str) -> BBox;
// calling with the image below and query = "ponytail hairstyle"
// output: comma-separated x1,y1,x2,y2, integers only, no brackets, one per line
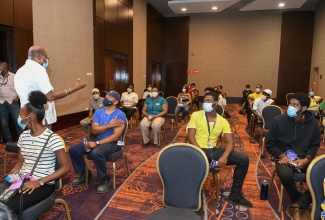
26,91,47,123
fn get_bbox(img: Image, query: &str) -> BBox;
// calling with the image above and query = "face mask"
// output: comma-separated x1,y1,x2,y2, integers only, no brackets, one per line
42,59,49,69
246,88,250,91
309,91,315,96
93,94,99,100
287,105,301,117
103,98,113,106
17,115,30,129
202,103,215,113
127,88,132,93
182,89,186,93
147,87,152,91
261,95,267,101
256,88,261,93
152,92,158,98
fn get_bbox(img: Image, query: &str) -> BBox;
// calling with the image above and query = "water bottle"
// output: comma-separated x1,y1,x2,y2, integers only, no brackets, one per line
82,136,90,152
260,180,269,200
5,173,20,183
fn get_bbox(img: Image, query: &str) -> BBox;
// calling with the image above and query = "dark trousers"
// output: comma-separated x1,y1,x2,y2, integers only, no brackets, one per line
246,106,252,124
0,101,22,142
202,148,249,196
69,141,121,180
276,163,311,210
5,184,55,214
121,107,136,120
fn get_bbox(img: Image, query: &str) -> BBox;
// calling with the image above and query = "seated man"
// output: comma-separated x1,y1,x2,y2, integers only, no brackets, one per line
176,86,192,123
79,88,104,132
204,87,215,94
187,92,252,208
249,89,274,143
140,87,168,148
307,88,323,117
120,84,138,120
266,92,321,219
240,84,253,115
219,92,231,118
69,90,126,193
246,84,263,128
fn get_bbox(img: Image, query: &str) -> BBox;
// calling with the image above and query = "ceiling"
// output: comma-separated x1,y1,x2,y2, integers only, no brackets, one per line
146,0,322,17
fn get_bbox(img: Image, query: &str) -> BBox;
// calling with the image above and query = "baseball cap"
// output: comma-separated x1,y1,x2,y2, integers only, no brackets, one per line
263,89,272,96
92,88,99,94
102,90,120,102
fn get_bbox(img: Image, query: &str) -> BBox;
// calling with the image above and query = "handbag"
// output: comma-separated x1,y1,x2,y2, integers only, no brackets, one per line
0,133,54,203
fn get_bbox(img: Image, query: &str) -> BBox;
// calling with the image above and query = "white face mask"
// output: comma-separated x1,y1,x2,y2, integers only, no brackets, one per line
147,87,152,91
127,88,132,93
256,88,261,93
182,89,186,93
261,95,267,101
93,94,99,100
152,92,158,98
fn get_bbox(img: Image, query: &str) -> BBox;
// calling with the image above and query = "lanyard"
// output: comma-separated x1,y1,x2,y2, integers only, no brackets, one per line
205,113,216,141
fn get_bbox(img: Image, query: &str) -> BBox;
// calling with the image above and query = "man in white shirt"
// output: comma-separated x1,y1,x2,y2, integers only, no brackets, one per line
250,89,274,143
14,45,87,129
120,84,138,120
0,62,22,142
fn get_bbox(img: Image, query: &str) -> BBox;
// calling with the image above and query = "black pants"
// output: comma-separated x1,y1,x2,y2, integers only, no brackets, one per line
121,107,136,120
202,148,249,196
246,106,252,124
5,184,55,214
276,163,311,210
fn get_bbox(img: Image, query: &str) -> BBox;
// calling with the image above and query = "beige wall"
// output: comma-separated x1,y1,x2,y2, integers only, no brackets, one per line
311,0,325,98
33,0,94,116
188,11,282,98
133,0,147,97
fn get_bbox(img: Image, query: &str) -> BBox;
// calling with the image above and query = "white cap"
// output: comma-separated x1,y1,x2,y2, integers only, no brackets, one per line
263,89,272,96
92,88,99,93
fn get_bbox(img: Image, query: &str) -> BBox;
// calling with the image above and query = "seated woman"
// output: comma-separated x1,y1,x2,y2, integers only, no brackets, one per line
140,87,168,148
3,91,70,214
175,86,192,123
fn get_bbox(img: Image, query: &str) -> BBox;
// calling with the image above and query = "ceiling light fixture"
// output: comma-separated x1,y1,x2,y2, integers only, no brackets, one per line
181,8,187,11
212,6,218,10
278,2,285,7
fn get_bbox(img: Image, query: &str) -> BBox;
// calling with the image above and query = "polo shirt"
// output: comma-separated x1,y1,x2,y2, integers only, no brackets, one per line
89,97,104,111
121,92,138,108
308,96,322,111
248,92,262,101
187,110,231,149
144,96,167,115
0,72,18,104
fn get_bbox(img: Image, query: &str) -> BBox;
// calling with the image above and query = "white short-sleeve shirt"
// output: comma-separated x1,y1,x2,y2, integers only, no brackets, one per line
253,98,274,116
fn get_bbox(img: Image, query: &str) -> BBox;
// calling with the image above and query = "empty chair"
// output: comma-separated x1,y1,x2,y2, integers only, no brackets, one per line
165,96,179,130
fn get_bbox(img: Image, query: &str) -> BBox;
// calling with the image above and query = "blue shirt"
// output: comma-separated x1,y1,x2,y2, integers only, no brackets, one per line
144,96,168,115
93,108,127,140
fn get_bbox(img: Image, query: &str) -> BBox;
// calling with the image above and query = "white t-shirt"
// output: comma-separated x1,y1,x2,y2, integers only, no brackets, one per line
253,98,274,116
0,72,18,104
18,128,64,184
15,59,56,124
121,92,138,108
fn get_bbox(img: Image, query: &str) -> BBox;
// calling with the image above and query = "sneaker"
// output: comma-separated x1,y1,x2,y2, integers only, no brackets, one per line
285,206,300,220
228,194,253,208
97,176,111,194
72,170,92,187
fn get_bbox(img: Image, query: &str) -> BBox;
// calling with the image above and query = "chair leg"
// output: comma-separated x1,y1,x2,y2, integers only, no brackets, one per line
130,117,133,129
55,198,72,220
278,184,284,212
85,160,89,187
124,154,131,175
4,151,8,175
260,137,266,158
171,119,174,131
113,162,116,189
269,169,277,191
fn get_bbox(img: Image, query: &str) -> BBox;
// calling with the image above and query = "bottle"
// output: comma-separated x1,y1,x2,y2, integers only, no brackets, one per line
82,136,90,152
5,173,20,183
260,180,269,200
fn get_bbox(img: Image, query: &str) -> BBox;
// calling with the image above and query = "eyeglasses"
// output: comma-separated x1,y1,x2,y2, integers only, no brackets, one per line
42,54,50,60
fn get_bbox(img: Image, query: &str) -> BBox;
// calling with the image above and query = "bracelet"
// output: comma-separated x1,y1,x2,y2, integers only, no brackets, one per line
68,88,72,94
65,89,68,95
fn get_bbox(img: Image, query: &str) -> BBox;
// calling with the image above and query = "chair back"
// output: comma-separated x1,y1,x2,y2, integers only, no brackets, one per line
166,96,178,114
157,143,209,211
307,154,325,220
261,105,282,130
216,104,224,116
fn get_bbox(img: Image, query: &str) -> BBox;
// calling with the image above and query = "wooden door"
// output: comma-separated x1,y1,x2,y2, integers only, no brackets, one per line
150,62,161,90
311,67,319,94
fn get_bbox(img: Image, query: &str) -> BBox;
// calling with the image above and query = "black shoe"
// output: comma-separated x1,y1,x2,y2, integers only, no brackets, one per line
228,194,253,208
97,176,111,194
142,141,150,147
72,170,92,187
155,144,160,148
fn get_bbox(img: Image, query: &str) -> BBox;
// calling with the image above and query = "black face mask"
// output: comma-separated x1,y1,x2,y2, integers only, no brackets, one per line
103,98,113,107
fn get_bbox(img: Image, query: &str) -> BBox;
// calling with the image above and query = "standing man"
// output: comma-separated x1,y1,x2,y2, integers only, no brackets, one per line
15,45,87,129
0,62,22,142
120,84,138,120
80,88,104,132
266,93,321,219
69,91,126,193
187,92,252,207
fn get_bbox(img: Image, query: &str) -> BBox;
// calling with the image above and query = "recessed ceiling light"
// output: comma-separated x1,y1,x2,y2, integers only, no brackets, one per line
212,6,218,10
278,2,285,7
181,8,187,11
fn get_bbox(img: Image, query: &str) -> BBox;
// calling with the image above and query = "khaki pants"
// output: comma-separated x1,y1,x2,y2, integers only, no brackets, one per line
140,116,165,145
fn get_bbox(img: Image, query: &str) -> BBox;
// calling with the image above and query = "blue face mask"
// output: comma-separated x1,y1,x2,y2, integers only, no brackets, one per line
202,103,215,113
309,91,315,96
287,106,301,117
43,59,49,69
103,98,113,107
17,115,30,129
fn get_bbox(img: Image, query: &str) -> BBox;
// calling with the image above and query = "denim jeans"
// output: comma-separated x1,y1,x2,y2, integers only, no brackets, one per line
0,101,22,142
202,148,249,196
276,163,311,210
175,105,191,120
69,140,121,180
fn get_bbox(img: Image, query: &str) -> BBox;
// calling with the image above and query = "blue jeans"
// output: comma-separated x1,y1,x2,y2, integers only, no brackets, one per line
202,148,249,196
176,105,191,120
0,101,22,142
69,140,121,180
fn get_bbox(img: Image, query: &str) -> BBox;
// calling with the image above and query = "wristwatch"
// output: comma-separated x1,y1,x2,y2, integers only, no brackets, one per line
96,140,100,146
38,179,44,186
